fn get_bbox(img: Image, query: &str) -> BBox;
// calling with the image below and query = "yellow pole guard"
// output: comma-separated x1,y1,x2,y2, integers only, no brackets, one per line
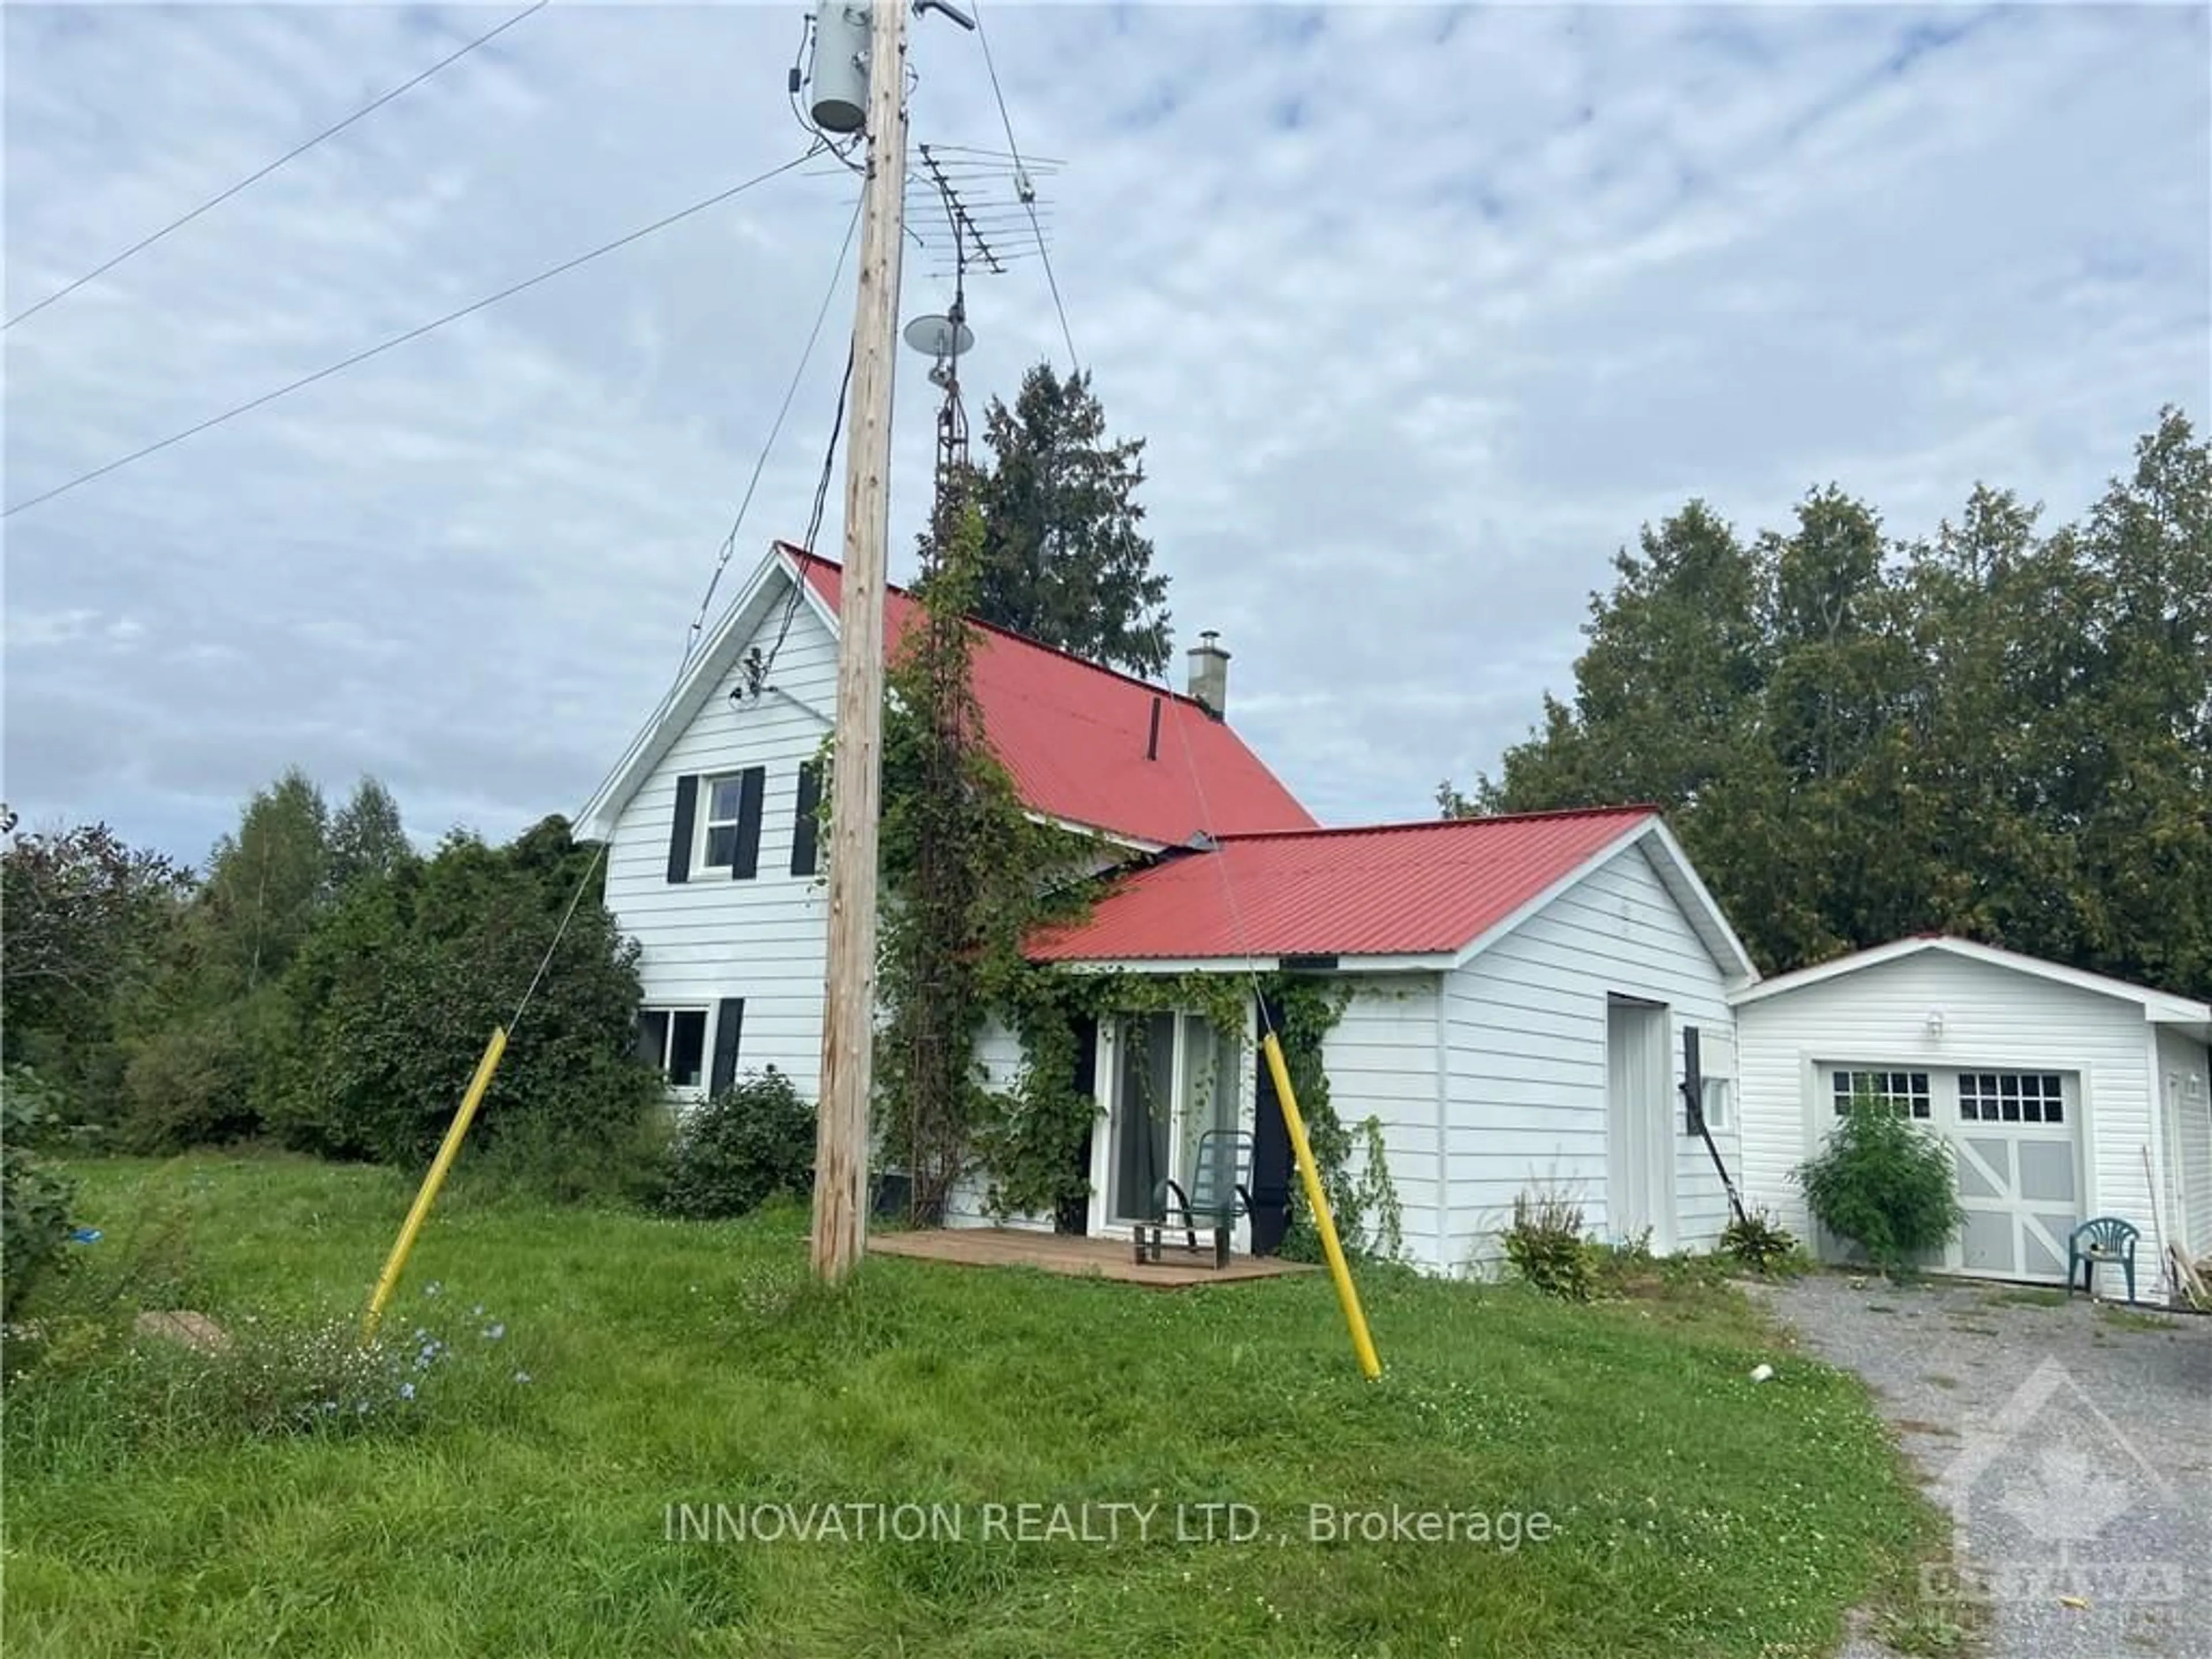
361,1025,509,1344
1262,1030,1382,1381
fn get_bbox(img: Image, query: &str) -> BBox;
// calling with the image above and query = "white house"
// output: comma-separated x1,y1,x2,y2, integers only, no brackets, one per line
1732,937,2212,1297
574,541,1761,1275
974,808,1760,1272
573,540,1313,1104
575,540,2211,1292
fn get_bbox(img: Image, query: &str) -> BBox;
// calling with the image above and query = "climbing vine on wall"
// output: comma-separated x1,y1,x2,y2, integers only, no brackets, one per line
860,511,1400,1256
1262,978,1406,1266
976,966,1403,1266
870,503,1105,1224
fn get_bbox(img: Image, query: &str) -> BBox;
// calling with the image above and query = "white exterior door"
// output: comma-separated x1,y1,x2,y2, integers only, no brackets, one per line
1821,1067,2081,1283
2160,1066,2212,1257
1607,998,1677,1251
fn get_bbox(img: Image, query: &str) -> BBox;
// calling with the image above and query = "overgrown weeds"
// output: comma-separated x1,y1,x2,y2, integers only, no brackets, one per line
1719,1207,1804,1276
1501,1186,1599,1301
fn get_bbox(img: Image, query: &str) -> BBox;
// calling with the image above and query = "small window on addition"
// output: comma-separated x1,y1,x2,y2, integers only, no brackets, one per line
1699,1076,1732,1131
637,1009,709,1088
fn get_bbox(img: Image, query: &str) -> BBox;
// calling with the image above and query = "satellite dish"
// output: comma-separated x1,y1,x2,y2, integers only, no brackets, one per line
903,314,975,358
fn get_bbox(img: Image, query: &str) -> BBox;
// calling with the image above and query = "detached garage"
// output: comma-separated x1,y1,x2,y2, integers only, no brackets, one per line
1732,936,2212,1298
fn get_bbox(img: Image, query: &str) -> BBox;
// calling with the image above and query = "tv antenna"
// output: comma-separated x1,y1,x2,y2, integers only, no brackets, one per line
903,143,1060,283
906,143,1009,543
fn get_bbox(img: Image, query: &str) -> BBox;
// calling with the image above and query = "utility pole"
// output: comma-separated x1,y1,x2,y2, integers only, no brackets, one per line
809,0,911,1283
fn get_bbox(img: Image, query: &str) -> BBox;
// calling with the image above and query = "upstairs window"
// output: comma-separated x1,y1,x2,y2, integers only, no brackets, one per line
702,775,748,869
668,767,765,882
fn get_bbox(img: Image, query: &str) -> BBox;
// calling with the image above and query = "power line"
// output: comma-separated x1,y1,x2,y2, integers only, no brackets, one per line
522,188,862,1033
756,343,854,687
571,195,857,840
968,0,1079,373
3,148,821,519
6,0,553,331
675,192,862,679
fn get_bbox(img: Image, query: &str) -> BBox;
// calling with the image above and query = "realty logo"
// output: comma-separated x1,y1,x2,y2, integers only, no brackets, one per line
1925,1357,2188,1605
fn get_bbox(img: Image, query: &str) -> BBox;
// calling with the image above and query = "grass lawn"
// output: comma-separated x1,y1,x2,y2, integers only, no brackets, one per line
4,1154,1947,1657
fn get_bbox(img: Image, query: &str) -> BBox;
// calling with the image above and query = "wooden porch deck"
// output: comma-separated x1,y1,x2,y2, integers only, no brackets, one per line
869,1227,1320,1288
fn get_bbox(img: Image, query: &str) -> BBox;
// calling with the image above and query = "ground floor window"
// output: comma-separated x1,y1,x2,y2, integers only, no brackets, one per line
637,1007,708,1088
1833,1069,1930,1119
1959,1071,2064,1124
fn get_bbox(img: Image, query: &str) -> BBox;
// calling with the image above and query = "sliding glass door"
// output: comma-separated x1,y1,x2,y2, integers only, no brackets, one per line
1100,1010,1247,1228
1106,1012,1175,1225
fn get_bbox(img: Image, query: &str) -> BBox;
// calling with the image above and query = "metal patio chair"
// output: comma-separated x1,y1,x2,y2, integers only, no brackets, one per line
1135,1128,1255,1270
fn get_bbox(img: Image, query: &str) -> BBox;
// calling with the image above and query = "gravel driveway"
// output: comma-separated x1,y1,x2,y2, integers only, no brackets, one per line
1748,1273,2211,1659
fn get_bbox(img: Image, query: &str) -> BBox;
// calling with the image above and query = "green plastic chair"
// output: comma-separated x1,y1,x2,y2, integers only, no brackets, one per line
2066,1216,2139,1305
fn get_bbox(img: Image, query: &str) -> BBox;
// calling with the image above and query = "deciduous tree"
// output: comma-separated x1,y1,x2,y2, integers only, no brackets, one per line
327,776,410,895
1449,409,2212,999
0,817,191,1101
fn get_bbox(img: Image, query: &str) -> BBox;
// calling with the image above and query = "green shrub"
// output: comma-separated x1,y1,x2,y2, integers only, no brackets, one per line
466,1105,676,1210
1719,1207,1801,1275
661,1068,817,1220
2,1068,78,1320
1500,1186,1597,1302
1792,1089,1964,1278
117,998,275,1152
270,820,664,1191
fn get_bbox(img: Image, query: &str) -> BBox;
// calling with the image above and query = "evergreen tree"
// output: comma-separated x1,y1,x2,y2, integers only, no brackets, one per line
967,362,1172,677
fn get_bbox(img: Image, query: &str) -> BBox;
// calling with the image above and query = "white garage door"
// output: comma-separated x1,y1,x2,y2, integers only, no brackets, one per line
1826,1068,2081,1283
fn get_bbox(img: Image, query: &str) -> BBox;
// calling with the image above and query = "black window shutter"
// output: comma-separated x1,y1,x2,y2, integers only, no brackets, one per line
791,761,823,876
666,775,698,883
709,998,744,1094
731,767,766,880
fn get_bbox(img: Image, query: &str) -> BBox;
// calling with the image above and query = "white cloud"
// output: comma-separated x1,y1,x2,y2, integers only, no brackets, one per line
3,1,2206,862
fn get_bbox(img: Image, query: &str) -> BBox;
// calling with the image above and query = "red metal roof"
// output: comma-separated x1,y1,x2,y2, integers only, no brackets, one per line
786,546,1316,846
1025,808,1659,962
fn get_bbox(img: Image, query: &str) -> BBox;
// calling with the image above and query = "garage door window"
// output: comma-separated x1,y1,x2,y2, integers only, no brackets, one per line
1833,1069,1931,1119
1959,1071,2064,1125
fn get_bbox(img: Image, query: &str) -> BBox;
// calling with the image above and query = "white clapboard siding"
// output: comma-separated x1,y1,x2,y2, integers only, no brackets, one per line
1443,839,1740,1276
603,580,838,1100
1734,952,2157,1260
1321,975,1448,1270
2156,1027,2212,1257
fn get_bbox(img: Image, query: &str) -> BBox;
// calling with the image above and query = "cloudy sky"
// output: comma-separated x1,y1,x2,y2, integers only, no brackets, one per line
5,1,2207,868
